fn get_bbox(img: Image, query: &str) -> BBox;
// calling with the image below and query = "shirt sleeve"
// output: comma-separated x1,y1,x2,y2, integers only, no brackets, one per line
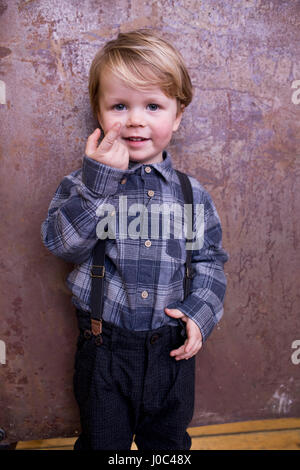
41,156,126,264
170,183,229,343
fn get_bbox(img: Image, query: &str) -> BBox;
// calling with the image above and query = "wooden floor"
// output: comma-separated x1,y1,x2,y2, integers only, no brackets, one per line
15,418,300,450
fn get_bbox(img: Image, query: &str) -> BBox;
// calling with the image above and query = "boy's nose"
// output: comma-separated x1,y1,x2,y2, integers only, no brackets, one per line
126,110,145,127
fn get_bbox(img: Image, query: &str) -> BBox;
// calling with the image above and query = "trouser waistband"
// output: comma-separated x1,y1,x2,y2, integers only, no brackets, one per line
76,309,185,351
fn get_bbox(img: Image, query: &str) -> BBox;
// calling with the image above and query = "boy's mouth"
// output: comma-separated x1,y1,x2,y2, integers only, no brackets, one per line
123,136,150,142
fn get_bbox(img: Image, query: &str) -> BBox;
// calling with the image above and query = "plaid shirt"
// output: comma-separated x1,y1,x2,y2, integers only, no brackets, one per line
41,151,228,341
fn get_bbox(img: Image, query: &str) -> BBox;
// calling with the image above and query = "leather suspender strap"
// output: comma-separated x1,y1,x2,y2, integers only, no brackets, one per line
90,238,106,342
175,170,194,299
90,169,194,342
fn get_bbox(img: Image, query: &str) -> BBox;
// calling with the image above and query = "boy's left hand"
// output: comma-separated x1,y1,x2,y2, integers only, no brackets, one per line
164,308,203,360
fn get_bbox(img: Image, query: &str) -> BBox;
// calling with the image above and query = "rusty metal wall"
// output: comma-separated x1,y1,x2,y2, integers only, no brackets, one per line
1,0,300,443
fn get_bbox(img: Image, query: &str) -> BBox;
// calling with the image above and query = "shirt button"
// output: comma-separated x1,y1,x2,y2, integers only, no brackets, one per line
150,333,161,345
144,166,152,173
141,290,149,299
147,190,155,197
145,240,152,247
120,177,127,184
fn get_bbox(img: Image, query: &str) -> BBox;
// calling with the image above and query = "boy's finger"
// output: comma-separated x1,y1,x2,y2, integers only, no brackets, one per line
170,336,203,360
100,123,121,152
170,345,185,357
172,345,199,361
85,128,101,155
170,338,191,355
184,338,193,353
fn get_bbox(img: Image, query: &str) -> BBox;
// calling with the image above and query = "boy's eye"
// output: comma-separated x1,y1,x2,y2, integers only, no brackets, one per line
113,104,126,111
147,103,159,111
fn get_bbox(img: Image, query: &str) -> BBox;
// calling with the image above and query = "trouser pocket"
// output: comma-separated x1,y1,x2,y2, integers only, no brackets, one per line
73,334,98,408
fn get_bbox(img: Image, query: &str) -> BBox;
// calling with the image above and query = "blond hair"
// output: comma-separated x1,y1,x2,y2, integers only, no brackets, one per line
89,29,193,118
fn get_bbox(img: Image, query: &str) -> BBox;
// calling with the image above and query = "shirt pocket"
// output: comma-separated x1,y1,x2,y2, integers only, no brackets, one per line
165,238,186,263
165,238,186,286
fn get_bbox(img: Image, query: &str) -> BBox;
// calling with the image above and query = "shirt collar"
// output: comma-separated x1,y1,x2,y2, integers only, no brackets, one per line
127,150,173,181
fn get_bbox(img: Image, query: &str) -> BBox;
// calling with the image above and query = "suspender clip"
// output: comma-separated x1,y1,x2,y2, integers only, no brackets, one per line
186,266,194,279
91,265,105,278
91,318,102,336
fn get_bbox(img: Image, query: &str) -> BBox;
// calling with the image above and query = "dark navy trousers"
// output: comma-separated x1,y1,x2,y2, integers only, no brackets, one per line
73,314,195,450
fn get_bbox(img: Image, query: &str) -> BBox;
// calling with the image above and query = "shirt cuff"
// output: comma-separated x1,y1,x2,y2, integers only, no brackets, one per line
82,155,126,196
167,296,217,343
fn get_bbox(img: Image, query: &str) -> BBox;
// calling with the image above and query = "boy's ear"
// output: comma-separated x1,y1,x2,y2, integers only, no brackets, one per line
96,111,105,138
97,111,102,127
172,104,185,132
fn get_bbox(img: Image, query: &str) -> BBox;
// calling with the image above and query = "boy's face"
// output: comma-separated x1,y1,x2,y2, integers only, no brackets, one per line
97,70,183,165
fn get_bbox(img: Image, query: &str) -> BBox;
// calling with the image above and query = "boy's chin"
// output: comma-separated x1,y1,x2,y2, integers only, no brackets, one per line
129,153,163,165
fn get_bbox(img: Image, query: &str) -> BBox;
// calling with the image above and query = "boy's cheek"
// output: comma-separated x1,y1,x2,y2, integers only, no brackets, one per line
101,116,126,135
154,126,175,143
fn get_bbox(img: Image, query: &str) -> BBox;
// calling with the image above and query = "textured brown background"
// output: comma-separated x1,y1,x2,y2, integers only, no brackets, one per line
0,0,300,443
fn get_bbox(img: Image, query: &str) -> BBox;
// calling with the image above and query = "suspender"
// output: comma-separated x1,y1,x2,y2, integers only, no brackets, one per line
175,170,194,299
90,169,194,344
90,238,106,342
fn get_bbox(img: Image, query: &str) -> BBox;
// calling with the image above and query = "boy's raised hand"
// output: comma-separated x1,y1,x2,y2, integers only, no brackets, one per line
85,122,129,170
165,307,203,360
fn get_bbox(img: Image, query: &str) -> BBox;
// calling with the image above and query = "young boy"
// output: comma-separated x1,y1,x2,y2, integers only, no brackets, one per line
41,29,228,450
